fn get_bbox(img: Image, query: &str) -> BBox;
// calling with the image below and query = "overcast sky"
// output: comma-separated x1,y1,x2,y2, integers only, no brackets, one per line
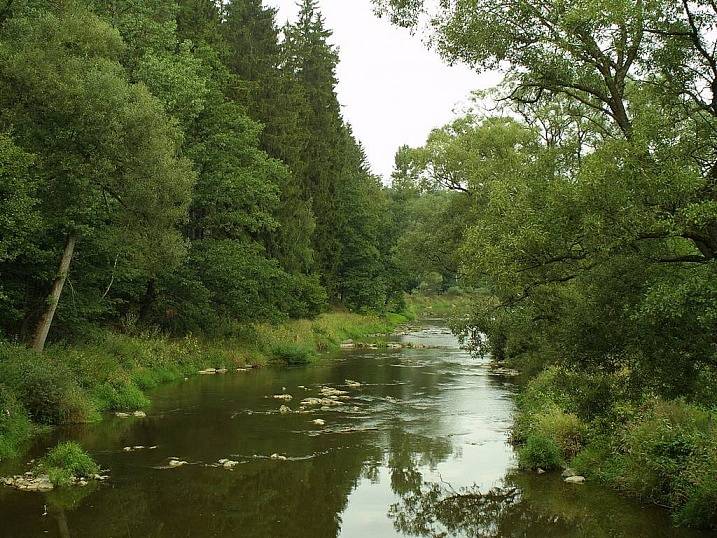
266,0,501,182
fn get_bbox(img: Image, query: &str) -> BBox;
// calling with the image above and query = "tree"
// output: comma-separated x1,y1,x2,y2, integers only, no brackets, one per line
0,2,194,350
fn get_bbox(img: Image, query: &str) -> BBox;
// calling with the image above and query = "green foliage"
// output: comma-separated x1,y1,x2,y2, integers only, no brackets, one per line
517,368,717,528
534,407,586,459
518,436,562,471
92,381,150,412
35,441,99,486
270,343,316,365
0,384,32,461
0,344,95,425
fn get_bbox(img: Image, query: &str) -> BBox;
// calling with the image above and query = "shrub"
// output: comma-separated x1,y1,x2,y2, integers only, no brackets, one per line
570,437,613,478
35,441,99,486
0,348,94,424
535,406,586,458
92,381,150,412
518,435,562,470
0,384,32,460
271,343,315,365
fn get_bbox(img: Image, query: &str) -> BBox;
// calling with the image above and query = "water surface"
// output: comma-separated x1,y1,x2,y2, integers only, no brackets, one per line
0,325,709,537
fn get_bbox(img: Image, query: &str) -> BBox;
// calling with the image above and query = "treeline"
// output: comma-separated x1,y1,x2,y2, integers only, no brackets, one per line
378,0,717,528
0,0,402,351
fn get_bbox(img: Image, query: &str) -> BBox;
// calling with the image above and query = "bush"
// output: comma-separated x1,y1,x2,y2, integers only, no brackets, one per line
271,343,316,365
0,347,94,424
35,441,99,486
570,437,613,478
534,406,586,458
92,381,150,412
0,384,32,460
518,435,562,470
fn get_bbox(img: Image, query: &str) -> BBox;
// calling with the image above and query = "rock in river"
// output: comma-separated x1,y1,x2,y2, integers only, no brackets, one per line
1,475,54,492
564,475,586,484
312,419,326,426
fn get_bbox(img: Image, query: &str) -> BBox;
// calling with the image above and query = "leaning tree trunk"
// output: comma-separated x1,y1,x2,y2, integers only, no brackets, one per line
32,233,77,352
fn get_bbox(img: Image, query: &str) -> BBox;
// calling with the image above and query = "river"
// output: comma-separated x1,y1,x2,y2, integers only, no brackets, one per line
0,324,710,537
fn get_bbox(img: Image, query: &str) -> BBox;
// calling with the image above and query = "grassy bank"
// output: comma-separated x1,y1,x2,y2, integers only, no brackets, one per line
512,366,717,529
404,290,476,319
0,311,408,462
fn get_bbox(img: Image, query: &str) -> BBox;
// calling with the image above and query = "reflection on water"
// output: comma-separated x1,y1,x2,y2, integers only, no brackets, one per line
0,325,710,537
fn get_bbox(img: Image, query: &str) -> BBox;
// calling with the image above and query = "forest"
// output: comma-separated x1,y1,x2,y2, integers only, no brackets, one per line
0,0,716,532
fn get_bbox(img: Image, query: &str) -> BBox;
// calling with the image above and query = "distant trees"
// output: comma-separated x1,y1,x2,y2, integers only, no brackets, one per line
380,0,717,397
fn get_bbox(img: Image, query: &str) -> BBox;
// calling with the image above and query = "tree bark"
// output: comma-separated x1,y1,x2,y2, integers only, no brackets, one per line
31,233,77,352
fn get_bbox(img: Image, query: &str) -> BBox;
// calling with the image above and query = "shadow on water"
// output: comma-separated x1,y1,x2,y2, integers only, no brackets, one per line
0,323,712,537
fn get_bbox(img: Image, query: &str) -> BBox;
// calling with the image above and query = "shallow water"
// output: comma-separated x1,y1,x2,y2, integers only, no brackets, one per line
0,325,710,537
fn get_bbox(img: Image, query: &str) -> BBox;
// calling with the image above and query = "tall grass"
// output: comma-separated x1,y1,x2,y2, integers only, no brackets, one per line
0,310,407,461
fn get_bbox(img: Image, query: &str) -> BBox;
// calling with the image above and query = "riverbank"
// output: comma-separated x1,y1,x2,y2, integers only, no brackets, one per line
0,311,410,462
511,366,717,530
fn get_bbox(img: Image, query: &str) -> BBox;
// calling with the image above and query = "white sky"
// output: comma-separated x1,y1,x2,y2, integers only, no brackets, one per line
266,0,501,182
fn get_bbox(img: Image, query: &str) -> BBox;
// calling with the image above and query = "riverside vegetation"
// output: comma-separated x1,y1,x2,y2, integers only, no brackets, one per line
375,0,717,530
0,311,408,464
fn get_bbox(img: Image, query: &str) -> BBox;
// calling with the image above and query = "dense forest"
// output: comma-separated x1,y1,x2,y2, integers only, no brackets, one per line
0,0,406,352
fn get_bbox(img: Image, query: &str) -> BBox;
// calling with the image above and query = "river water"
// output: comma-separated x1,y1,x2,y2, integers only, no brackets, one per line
0,325,711,537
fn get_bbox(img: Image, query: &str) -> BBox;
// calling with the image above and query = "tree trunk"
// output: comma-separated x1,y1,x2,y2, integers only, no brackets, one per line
139,278,157,322
31,233,77,352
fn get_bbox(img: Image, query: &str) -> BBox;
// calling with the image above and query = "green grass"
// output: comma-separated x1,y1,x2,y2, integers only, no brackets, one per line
404,291,475,319
34,441,99,486
0,310,407,462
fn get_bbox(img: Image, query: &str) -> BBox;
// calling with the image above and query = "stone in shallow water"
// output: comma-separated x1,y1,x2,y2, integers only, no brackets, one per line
2,475,54,492
312,419,325,426
133,411,147,418
115,412,130,418
319,387,348,397
270,453,287,461
168,459,188,468
564,475,586,484
279,405,292,414
561,468,577,478
273,394,293,401
301,397,343,407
